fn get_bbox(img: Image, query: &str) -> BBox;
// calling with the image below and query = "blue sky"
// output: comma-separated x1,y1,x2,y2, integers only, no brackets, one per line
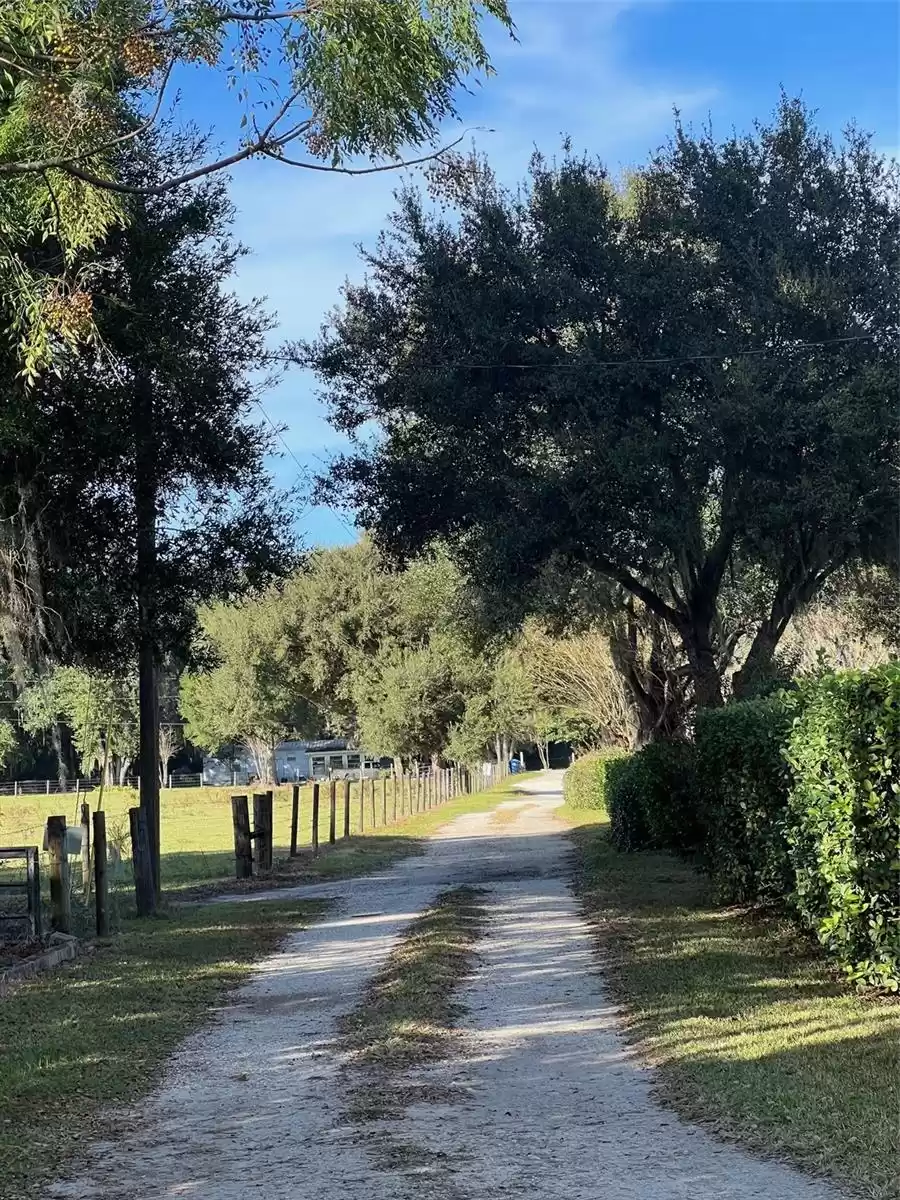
179,0,899,548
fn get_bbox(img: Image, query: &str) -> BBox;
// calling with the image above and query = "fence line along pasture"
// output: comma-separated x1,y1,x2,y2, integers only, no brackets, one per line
0,761,511,934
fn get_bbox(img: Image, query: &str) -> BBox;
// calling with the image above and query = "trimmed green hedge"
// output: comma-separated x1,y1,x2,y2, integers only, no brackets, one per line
784,666,900,991
608,741,699,853
596,664,900,990
564,749,627,811
695,698,794,903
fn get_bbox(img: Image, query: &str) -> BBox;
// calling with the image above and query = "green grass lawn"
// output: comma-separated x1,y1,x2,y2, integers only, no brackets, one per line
560,804,900,1200
0,897,325,1200
0,773,527,900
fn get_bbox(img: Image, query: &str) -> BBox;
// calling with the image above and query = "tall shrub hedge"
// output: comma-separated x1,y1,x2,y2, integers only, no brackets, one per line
607,741,700,852
694,698,794,903
563,749,627,811
598,664,899,990
783,666,900,990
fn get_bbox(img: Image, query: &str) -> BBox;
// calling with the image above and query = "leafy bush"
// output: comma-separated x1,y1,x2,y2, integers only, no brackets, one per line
784,665,900,990
694,698,794,902
607,740,699,853
564,748,627,812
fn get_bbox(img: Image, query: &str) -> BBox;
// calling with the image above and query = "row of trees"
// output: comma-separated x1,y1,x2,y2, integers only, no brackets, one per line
13,537,889,786
178,539,582,780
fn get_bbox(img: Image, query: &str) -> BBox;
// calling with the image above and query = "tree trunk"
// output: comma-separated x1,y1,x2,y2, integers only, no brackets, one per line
609,607,687,744
679,617,724,709
51,722,67,789
135,372,160,906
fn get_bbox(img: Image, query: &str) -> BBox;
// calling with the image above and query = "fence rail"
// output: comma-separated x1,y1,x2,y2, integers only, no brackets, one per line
0,765,499,795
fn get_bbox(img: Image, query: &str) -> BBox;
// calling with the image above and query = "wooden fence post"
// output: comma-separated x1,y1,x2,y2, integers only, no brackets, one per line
128,807,154,917
311,783,320,856
26,848,42,939
93,810,109,936
343,779,351,838
289,784,300,857
328,780,337,845
231,795,252,879
370,777,377,827
46,815,70,933
80,801,91,901
358,777,365,832
392,776,398,823
382,777,388,825
253,792,273,873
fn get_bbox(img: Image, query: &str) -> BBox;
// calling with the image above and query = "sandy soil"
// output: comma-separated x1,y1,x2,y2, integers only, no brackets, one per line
49,772,844,1200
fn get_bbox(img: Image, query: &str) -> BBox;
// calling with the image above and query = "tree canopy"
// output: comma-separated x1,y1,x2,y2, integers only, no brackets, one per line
306,97,899,713
0,136,296,679
180,590,320,781
0,0,512,370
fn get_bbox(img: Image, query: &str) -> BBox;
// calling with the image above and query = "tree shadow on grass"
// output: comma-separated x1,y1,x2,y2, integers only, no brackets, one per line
567,816,899,1198
162,834,429,902
0,897,325,1198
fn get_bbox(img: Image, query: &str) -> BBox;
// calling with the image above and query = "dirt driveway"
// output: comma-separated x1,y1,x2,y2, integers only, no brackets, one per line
49,772,843,1200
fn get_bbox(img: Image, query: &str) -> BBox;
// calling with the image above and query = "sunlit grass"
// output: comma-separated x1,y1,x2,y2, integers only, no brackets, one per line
565,812,899,1199
0,898,324,1199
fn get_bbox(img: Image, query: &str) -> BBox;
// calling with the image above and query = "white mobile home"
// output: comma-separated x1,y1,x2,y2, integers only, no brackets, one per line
204,738,388,785
275,739,387,781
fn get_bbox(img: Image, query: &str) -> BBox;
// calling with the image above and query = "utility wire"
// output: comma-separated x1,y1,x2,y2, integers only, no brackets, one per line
254,398,355,534
274,331,887,373
246,331,887,373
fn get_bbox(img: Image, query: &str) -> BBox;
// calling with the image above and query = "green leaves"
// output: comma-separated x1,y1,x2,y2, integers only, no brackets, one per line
562,748,627,812
308,97,899,715
0,0,512,371
784,665,900,990
631,667,900,991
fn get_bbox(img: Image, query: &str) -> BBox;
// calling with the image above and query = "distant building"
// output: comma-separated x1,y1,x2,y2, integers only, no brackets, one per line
275,739,389,781
202,738,389,785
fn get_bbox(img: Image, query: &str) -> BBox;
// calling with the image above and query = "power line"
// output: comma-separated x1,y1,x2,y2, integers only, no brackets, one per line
252,331,887,373
254,398,355,535
254,398,310,483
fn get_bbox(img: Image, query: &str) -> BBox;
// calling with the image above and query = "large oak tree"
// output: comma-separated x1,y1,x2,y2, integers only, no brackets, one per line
306,98,899,713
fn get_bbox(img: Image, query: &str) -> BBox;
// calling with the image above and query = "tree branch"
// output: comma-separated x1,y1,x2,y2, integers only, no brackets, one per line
0,58,176,177
594,560,684,626
27,93,308,196
144,3,317,33
262,131,468,174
